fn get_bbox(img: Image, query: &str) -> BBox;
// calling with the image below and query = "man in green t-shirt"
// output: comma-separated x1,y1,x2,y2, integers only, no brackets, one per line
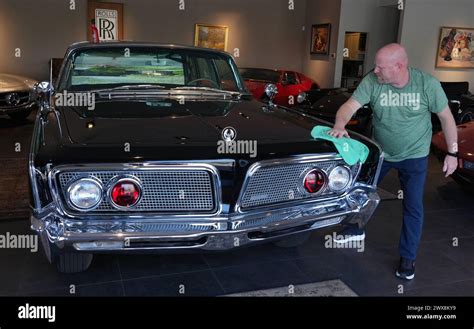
328,43,458,280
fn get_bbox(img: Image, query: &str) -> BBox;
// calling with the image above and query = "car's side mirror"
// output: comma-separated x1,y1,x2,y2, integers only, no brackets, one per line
34,81,54,116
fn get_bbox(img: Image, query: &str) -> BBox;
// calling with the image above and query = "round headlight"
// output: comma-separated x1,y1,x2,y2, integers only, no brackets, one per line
67,178,103,210
328,166,351,192
297,92,307,104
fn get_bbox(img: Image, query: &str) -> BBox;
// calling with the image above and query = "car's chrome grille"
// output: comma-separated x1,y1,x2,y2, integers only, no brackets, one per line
0,91,30,107
239,159,360,210
58,170,216,213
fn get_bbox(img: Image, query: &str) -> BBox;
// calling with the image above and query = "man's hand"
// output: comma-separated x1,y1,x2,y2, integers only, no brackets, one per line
327,126,350,138
329,97,362,139
443,155,458,177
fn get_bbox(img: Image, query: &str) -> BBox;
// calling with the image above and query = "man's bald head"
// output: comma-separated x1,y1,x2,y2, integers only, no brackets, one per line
376,43,409,67
374,43,410,87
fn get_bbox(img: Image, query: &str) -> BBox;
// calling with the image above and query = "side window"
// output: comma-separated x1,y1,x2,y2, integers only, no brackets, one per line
214,59,238,91
186,57,219,87
284,72,298,85
195,57,216,80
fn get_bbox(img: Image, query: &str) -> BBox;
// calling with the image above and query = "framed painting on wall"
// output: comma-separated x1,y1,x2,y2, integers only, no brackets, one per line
88,1,124,42
311,23,331,55
436,26,474,69
194,24,229,51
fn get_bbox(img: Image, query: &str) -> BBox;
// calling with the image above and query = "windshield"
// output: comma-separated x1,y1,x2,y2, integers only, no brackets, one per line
239,68,280,83
59,47,243,92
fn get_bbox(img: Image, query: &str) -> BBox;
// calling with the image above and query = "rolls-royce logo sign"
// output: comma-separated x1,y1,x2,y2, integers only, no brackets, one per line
222,127,237,142
95,9,118,41
6,93,20,106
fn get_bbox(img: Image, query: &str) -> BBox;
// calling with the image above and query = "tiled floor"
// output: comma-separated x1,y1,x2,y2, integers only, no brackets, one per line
0,112,473,296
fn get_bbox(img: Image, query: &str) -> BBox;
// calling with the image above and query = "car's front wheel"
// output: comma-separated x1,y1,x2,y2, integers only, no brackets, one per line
56,253,94,274
272,232,311,248
8,109,32,121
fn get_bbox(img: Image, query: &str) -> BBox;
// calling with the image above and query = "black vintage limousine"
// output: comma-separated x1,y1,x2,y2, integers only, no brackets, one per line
29,42,383,273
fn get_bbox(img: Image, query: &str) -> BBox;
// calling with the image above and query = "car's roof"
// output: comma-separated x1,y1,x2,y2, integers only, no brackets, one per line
66,41,232,56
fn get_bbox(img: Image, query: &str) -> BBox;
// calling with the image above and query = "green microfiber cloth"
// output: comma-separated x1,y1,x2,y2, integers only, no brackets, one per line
310,126,369,165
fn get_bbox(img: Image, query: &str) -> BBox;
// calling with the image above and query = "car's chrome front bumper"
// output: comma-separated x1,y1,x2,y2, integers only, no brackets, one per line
31,184,380,259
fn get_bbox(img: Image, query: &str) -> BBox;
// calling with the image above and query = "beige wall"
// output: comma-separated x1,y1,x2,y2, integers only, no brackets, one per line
0,0,306,81
0,0,88,80
399,0,474,92
334,0,399,87
2,0,470,92
301,0,342,88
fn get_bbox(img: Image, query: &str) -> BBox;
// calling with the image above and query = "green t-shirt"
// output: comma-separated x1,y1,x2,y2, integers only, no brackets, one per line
351,67,448,162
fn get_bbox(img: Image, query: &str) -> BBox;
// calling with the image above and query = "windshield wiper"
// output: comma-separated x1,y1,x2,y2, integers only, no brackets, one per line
172,86,240,95
92,84,167,93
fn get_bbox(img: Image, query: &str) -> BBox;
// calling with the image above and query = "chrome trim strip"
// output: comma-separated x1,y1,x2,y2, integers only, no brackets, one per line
28,109,44,211
48,163,223,219
372,151,385,187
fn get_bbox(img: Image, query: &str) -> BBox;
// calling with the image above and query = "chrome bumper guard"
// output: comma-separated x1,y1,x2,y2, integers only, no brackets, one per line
31,184,380,254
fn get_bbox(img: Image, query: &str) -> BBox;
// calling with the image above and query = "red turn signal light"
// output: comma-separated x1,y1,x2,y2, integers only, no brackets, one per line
303,169,326,194
110,179,142,208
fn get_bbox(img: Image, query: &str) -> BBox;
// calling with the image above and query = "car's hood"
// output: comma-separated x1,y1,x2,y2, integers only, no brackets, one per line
0,74,36,92
36,98,351,165
59,98,322,146
306,89,353,117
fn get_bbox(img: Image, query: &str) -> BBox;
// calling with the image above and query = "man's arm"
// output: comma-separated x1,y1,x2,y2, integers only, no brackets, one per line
327,97,362,138
437,106,458,177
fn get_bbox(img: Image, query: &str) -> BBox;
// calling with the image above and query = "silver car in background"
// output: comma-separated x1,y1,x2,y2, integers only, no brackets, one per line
0,73,37,120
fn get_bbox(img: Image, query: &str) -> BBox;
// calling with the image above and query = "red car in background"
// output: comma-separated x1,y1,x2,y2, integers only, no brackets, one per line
432,121,474,191
239,68,320,106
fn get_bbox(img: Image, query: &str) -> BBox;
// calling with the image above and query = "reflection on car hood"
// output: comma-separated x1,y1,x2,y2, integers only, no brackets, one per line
58,99,328,146
0,74,36,92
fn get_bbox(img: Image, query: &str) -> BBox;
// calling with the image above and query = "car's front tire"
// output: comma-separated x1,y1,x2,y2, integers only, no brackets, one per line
8,109,32,121
272,232,311,248
56,253,94,274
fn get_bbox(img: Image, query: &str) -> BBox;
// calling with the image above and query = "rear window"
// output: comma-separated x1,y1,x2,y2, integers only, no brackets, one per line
239,68,280,83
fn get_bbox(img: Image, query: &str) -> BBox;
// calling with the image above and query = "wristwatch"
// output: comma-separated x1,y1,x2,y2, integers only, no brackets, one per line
446,151,458,158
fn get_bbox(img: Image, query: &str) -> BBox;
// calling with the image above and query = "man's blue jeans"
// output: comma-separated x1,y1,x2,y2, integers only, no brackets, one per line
377,156,429,261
